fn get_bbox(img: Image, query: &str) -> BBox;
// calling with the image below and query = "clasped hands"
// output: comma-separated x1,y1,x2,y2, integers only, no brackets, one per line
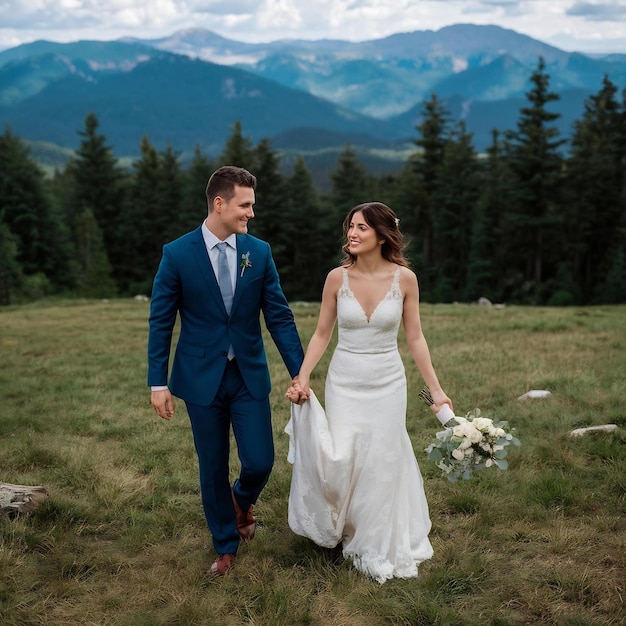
285,376,310,405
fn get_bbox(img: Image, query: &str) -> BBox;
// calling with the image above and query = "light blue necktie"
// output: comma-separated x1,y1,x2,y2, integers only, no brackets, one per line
217,242,235,359
217,242,233,314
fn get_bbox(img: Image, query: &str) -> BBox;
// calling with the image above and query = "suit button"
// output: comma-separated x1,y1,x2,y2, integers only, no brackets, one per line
221,351,228,357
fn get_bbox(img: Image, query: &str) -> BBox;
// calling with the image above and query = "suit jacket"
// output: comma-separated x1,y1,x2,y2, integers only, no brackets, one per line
147,226,304,406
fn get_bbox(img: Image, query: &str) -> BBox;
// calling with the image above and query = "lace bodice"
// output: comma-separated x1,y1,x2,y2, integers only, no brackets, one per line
336,267,404,354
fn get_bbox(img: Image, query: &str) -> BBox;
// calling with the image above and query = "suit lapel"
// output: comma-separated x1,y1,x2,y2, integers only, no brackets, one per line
232,235,254,313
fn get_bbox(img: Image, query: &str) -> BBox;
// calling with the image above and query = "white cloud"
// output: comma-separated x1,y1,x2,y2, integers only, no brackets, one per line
0,0,625,52
257,0,303,31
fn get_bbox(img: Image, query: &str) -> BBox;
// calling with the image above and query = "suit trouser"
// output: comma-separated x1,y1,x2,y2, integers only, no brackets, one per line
185,359,274,555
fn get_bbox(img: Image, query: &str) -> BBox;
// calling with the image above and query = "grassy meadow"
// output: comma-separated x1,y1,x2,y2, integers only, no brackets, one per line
0,299,625,626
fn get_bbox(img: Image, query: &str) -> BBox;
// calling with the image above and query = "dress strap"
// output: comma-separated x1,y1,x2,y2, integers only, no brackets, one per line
390,267,402,298
338,267,351,297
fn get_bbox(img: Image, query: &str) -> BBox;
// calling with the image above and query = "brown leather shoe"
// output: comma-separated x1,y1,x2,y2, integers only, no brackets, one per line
210,553,236,575
231,489,256,541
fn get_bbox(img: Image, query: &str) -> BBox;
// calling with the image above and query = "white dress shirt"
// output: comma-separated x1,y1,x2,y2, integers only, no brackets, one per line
201,221,237,293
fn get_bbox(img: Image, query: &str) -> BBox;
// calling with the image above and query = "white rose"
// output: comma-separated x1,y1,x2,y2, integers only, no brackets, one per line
451,449,465,460
452,424,468,438
472,417,493,431
467,426,483,443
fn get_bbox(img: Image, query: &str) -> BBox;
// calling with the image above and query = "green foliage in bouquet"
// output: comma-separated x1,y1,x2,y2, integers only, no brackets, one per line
425,409,521,483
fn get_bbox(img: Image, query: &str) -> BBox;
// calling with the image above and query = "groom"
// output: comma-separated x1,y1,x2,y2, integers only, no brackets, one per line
148,165,304,575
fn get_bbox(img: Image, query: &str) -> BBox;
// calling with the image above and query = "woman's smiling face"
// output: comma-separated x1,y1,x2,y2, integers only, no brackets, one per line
347,211,381,256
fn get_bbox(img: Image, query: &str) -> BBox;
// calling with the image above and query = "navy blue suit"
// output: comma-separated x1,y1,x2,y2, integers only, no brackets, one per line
148,226,303,553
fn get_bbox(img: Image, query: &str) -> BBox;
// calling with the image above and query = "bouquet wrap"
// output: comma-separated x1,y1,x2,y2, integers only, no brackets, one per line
435,403,456,426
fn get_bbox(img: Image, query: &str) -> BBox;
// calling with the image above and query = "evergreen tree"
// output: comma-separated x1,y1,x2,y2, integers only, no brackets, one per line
121,135,163,293
411,93,451,294
431,121,481,301
219,121,256,170
465,130,514,302
0,221,22,304
75,208,117,298
159,144,185,239
329,144,371,230
282,157,335,300
69,113,125,280
181,146,214,232
50,159,78,223
504,57,565,303
0,128,75,291
562,76,625,303
593,248,626,304
386,162,426,271
249,139,286,253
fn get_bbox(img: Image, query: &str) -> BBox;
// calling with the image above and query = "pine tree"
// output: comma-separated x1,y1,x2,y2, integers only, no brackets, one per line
0,128,75,291
431,121,481,301
465,130,514,302
562,75,625,303
504,57,565,303
69,113,125,282
159,144,185,239
593,248,626,304
249,139,286,253
386,162,427,271
0,221,22,304
411,93,451,294
282,157,335,300
121,135,163,294
329,144,372,230
75,208,117,298
219,121,256,170
180,146,214,233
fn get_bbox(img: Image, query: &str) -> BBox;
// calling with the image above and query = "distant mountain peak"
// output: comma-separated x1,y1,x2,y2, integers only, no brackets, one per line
0,24,624,159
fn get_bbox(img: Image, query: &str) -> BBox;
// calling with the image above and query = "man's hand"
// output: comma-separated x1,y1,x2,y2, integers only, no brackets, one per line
151,389,175,420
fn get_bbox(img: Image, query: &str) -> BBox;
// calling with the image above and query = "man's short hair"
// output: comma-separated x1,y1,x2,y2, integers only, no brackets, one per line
206,166,257,208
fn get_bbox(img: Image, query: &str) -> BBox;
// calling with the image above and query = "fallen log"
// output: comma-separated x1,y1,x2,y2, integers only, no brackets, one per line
0,482,48,514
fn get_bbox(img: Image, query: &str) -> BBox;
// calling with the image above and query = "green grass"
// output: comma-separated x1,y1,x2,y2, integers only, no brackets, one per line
1,300,625,625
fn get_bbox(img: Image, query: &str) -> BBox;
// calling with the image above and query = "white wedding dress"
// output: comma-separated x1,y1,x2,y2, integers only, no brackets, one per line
285,267,433,583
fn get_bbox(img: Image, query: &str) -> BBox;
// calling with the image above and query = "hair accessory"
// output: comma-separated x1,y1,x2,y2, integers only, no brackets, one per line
395,218,400,227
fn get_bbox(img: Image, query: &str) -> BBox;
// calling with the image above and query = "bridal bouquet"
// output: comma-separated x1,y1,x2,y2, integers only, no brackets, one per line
419,388,521,483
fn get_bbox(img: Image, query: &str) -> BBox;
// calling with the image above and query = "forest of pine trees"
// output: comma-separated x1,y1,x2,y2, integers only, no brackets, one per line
1,60,625,306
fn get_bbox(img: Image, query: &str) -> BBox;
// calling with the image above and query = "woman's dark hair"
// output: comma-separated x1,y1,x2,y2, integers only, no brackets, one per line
340,202,409,267
206,165,257,209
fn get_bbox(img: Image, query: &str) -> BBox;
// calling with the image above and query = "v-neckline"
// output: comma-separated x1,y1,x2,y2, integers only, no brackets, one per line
345,268,399,323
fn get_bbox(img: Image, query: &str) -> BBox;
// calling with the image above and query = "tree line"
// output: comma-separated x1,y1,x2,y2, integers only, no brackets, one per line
1,58,625,306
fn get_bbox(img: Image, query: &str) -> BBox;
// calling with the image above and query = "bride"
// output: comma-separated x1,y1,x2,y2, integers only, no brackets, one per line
285,201,453,584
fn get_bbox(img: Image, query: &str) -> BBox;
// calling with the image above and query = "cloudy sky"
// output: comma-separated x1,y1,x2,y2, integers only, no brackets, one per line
1,0,625,53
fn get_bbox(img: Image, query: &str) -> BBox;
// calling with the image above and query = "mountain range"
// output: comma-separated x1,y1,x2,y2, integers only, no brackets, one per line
0,24,624,169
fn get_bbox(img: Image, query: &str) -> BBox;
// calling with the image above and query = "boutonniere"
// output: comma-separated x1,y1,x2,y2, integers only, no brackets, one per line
240,252,252,277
